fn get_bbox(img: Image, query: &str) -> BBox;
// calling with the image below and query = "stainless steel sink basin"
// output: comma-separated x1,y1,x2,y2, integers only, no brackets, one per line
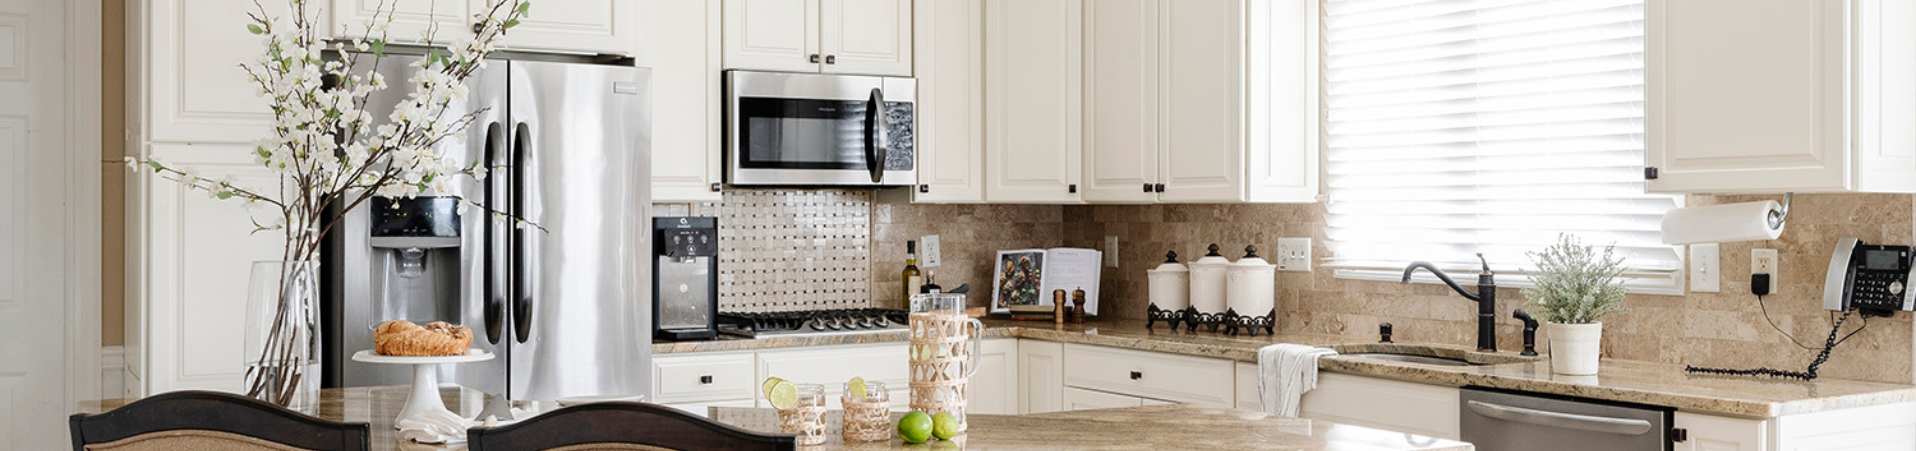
1340,353,1478,367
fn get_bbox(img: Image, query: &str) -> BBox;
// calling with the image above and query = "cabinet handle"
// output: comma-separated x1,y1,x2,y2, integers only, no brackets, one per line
810,54,821,63
919,184,930,193
1068,184,1078,194
1154,183,1165,193
1129,371,1143,381
826,55,837,65
699,375,714,385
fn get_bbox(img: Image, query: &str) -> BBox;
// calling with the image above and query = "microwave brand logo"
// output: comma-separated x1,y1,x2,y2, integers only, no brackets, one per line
817,107,837,112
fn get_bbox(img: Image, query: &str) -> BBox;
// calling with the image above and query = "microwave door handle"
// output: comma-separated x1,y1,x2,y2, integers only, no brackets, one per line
1465,400,1654,436
865,87,885,184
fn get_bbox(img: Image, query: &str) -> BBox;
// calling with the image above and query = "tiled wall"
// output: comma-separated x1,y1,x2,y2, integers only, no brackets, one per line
882,194,1916,384
653,189,873,312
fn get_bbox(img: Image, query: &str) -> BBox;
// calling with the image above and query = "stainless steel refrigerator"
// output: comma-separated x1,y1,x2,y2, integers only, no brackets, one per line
321,56,652,403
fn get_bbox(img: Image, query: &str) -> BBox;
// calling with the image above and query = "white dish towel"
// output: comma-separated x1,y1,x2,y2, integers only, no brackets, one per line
1258,343,1337,417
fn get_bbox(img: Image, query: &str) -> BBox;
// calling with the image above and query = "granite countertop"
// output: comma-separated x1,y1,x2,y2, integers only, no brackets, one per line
657,318,1916,418
80,387,1471,451
710,405,1471,451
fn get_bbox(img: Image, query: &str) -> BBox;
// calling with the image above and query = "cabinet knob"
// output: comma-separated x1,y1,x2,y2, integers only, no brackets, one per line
826,55,837,65
1154,183,1165,193
1068,184,1078,194
1129,371,1143,381
810,54,821,63
710,183,722,192
699,375,714,384
919,184,930,193
1142,183,1152,193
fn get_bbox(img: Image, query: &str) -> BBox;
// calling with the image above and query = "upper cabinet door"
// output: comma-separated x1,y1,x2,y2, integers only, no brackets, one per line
481,0,635,55
1082,0,1160,204
821,0,913,76
1243,0,1318,202
331,0,470,43
984,0,1084,203
724,0,823,73
639,0,724,203
1646,0,1849,193
911,0,986,203
1156,0,1244,203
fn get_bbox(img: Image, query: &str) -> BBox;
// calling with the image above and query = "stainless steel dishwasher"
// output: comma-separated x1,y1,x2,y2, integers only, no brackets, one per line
1461,387,1673,451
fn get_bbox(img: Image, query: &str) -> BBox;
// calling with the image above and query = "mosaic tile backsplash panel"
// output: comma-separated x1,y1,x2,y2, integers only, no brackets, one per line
654,189,872,312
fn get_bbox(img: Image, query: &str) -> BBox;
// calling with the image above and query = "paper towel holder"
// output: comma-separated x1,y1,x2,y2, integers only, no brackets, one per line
1659,192,1795,244
1766,193,1794,230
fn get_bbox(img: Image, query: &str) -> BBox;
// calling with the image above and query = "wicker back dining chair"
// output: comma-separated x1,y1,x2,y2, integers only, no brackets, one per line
68,390,369,451
467,402,796,451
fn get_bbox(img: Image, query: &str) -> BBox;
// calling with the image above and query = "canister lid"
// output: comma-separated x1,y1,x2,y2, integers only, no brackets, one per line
1192,244,1232,266
1231,245,1273,267
1151,251,1188,273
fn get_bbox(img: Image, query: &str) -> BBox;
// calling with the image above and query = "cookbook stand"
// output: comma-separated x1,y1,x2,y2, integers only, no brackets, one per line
351,349,494,444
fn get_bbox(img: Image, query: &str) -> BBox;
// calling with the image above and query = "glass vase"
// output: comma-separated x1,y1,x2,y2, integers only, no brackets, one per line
243,260,321,410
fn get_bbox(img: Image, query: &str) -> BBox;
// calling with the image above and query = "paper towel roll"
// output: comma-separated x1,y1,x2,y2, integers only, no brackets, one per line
1659,200,1785,244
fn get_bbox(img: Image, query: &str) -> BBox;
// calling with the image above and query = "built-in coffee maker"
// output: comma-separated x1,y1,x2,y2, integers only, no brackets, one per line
653,217,718,340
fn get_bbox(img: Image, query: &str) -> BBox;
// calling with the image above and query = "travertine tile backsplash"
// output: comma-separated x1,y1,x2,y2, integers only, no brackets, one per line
886,193,1916,384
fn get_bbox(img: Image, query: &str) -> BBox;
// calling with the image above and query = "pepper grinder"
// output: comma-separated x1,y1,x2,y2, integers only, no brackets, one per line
1053,290,1068,325
1070,288,1087,323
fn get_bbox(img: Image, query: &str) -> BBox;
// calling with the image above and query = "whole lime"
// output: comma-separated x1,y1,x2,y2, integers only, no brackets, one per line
931,411,961,440
897,411,934,444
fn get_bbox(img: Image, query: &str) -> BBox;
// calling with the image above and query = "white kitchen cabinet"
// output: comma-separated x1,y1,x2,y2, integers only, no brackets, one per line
1061,344,1233,407
1017,340,1065,414
908,0,986,203
1298,372,1460,440
1675,413,1768,451
970,339,1020,415
723,0,912,76
1646,0,1916,194
757,343,911,410
652,352,757,405
330,0,637,55
983,0,1083,203
638,0,725,203
1081,0,1319,203
1234,362,1258,409
1062,386,1150,411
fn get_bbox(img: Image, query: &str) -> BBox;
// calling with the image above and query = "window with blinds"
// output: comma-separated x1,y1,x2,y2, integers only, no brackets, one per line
1321,0,1683,294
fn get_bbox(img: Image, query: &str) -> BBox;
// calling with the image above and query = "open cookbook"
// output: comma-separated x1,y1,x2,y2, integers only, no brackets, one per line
992,248,1101,314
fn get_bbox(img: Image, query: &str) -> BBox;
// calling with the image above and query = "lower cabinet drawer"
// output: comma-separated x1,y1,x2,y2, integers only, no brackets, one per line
653,352,757,404
1062,344,1234,406
757,343,910,409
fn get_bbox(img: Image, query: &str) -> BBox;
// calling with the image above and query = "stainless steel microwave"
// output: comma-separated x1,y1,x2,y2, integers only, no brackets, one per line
725,70,916,187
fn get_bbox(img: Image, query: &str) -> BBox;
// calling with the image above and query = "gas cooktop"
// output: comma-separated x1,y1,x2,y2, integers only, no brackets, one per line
716,308,911,338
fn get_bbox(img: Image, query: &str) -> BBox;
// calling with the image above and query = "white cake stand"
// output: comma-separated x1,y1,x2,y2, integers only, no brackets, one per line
351,349,494,444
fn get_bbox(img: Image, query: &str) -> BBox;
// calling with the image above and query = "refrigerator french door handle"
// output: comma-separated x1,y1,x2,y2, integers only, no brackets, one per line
512,122,534,344
483,122,505,345
864,87,886,184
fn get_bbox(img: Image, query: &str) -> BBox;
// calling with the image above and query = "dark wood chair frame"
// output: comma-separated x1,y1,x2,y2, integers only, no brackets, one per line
467,402,796,451
68,390,370,451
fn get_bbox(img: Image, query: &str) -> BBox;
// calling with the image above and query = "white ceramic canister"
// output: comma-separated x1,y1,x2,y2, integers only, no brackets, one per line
1226,245,1277,317
1147,251,1190,311
1188,244,1231,315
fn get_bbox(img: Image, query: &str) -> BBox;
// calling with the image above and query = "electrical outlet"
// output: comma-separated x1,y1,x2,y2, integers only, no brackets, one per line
1277,238,1312,272
921,235,941,268
1689,243,1719,293
1752,248,1779,294
1104,236,1120,268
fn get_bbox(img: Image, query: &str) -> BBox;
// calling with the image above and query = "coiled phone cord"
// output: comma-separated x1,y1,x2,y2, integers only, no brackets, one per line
1685,307,1864,381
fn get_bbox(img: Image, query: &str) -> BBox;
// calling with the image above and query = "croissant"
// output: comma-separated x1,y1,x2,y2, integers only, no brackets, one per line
374,320,473,356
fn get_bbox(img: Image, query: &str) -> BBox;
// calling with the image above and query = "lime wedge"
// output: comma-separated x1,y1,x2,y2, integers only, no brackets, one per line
847,376,868,400
766,379,799,410
761,376,786,400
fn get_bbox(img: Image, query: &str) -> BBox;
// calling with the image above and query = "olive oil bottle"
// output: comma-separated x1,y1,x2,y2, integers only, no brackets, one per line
902,240,923,301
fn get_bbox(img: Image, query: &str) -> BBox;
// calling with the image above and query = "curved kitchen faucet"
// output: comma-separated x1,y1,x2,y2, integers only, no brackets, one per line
1402,254,1498,353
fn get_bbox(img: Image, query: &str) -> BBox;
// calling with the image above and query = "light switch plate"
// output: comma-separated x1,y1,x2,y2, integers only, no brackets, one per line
1752,248,1778,293
1689,243,1719,293
1104,236,1120,268
1277,238,1312,272
921,235,941,268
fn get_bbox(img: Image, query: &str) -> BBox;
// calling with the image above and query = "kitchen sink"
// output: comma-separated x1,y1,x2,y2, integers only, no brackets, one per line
1330,343,1541,367
1339,353,1478,367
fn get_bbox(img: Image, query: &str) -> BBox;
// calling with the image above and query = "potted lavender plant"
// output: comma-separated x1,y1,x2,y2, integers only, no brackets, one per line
1522,234,1628,376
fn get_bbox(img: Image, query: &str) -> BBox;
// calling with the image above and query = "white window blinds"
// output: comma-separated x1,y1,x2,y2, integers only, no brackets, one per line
1321,0,1683,293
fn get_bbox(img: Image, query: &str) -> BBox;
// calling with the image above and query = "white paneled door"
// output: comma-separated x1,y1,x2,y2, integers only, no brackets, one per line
1,0,97,448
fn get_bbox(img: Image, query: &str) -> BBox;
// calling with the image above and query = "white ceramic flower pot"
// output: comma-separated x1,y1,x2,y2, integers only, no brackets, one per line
1546,322,1603,376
